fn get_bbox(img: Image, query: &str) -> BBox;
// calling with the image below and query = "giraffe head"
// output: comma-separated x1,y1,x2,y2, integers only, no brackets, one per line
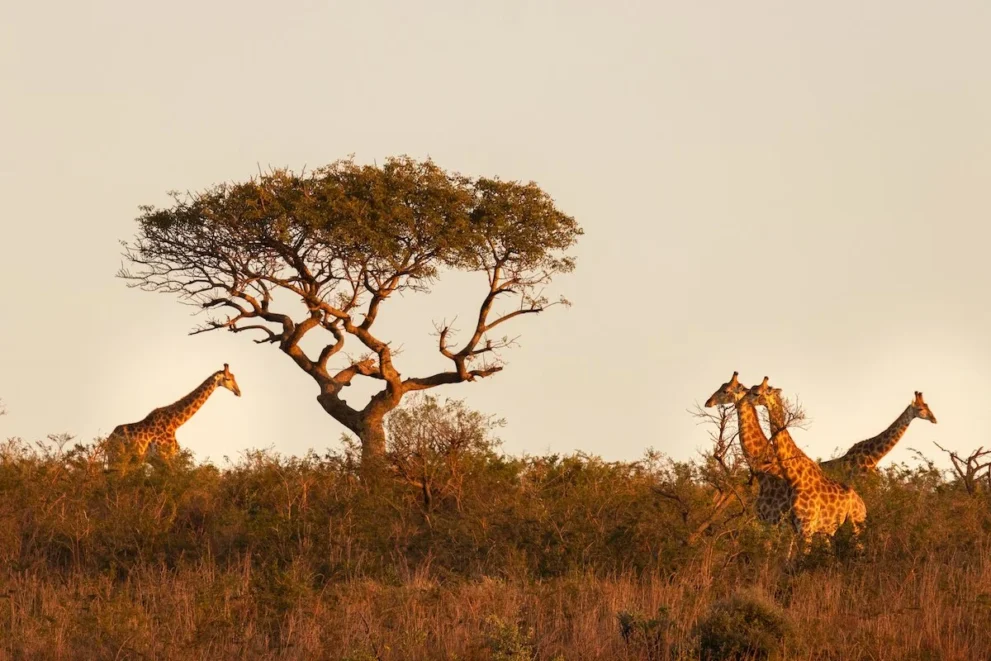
911,391,937,424
215,363,242,397
704,371,748,407
742,376,783,409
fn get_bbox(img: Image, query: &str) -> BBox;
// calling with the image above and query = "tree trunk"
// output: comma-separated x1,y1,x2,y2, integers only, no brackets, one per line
358,416,388,469
317,387,398,478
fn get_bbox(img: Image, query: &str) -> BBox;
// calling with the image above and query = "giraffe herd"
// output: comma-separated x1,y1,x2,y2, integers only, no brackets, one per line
100,364,935,556
705,371,937,556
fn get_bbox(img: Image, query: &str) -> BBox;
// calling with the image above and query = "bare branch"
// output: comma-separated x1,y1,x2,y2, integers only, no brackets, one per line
334,359,382,386
653,485,691,524
688,401,752,529
933,441,991,495
402,366,504,393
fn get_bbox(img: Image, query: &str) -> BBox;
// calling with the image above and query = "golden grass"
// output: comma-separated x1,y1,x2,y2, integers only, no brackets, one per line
2,544,989,660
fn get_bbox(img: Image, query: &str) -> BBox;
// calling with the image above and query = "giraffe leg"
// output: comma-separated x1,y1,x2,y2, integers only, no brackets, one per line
103,429,134,472
799,530,814,557
163,435,180,461
755,504,776,554
762,536,774,554
784,514,803,560
156,438,177,461
784,531,815,567
146,435,180,470
851,519,865,553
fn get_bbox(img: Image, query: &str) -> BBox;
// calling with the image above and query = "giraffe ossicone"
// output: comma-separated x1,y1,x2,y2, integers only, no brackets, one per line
104,363,242,467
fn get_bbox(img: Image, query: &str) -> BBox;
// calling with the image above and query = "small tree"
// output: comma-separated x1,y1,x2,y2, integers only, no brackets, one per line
120,156,581,468
386,394,503,511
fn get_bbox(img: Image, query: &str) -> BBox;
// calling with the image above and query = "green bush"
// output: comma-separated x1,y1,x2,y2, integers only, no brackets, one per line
481,615,537,661
693,591,794,661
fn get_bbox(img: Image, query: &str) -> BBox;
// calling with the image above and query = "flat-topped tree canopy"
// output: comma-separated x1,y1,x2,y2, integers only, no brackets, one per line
120,156,582,467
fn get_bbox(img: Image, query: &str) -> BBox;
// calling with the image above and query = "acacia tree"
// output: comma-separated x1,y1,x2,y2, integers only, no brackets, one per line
120,156,581,467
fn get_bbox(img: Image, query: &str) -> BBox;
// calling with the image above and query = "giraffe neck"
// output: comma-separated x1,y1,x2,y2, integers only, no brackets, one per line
767,402,787,436
764,398,820,487
848,404,916,466
735,400,778,474
769,426,821,487
162,374,219,432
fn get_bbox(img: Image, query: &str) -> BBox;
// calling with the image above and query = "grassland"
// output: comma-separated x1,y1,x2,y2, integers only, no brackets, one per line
1,400,988,660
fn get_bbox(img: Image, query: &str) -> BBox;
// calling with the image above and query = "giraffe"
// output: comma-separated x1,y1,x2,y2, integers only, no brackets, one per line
821,391,937,480
746,377,866,555
704,371,794,525
104,363,241,466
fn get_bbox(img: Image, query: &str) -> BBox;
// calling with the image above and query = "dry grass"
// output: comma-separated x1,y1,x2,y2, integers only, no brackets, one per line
2,541,990,659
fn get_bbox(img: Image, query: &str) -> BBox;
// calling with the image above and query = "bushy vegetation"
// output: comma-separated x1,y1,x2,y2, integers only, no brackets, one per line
1,396,989,659
693,591,793,661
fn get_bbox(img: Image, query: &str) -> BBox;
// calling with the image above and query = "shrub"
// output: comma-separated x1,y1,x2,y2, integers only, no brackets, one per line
693,591,794,661
481,615,536,661
618,606,673,660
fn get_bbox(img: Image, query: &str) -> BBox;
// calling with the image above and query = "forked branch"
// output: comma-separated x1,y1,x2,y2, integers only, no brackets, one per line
933,441,991,495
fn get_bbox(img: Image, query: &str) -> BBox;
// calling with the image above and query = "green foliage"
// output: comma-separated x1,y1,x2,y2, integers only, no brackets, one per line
386,394,505,512
693,591,794,661
120,154,581,364
141,156,578,272
480,615,537,661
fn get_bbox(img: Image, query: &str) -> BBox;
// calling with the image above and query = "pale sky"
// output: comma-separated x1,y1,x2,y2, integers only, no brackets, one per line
2,1,989,468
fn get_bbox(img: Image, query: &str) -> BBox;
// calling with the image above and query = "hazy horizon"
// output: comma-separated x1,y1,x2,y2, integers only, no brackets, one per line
2,1,989,468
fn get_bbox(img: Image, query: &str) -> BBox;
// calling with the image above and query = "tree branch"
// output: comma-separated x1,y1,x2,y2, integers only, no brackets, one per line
402,366,504,393
334,358,382,386
933,441,991,495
